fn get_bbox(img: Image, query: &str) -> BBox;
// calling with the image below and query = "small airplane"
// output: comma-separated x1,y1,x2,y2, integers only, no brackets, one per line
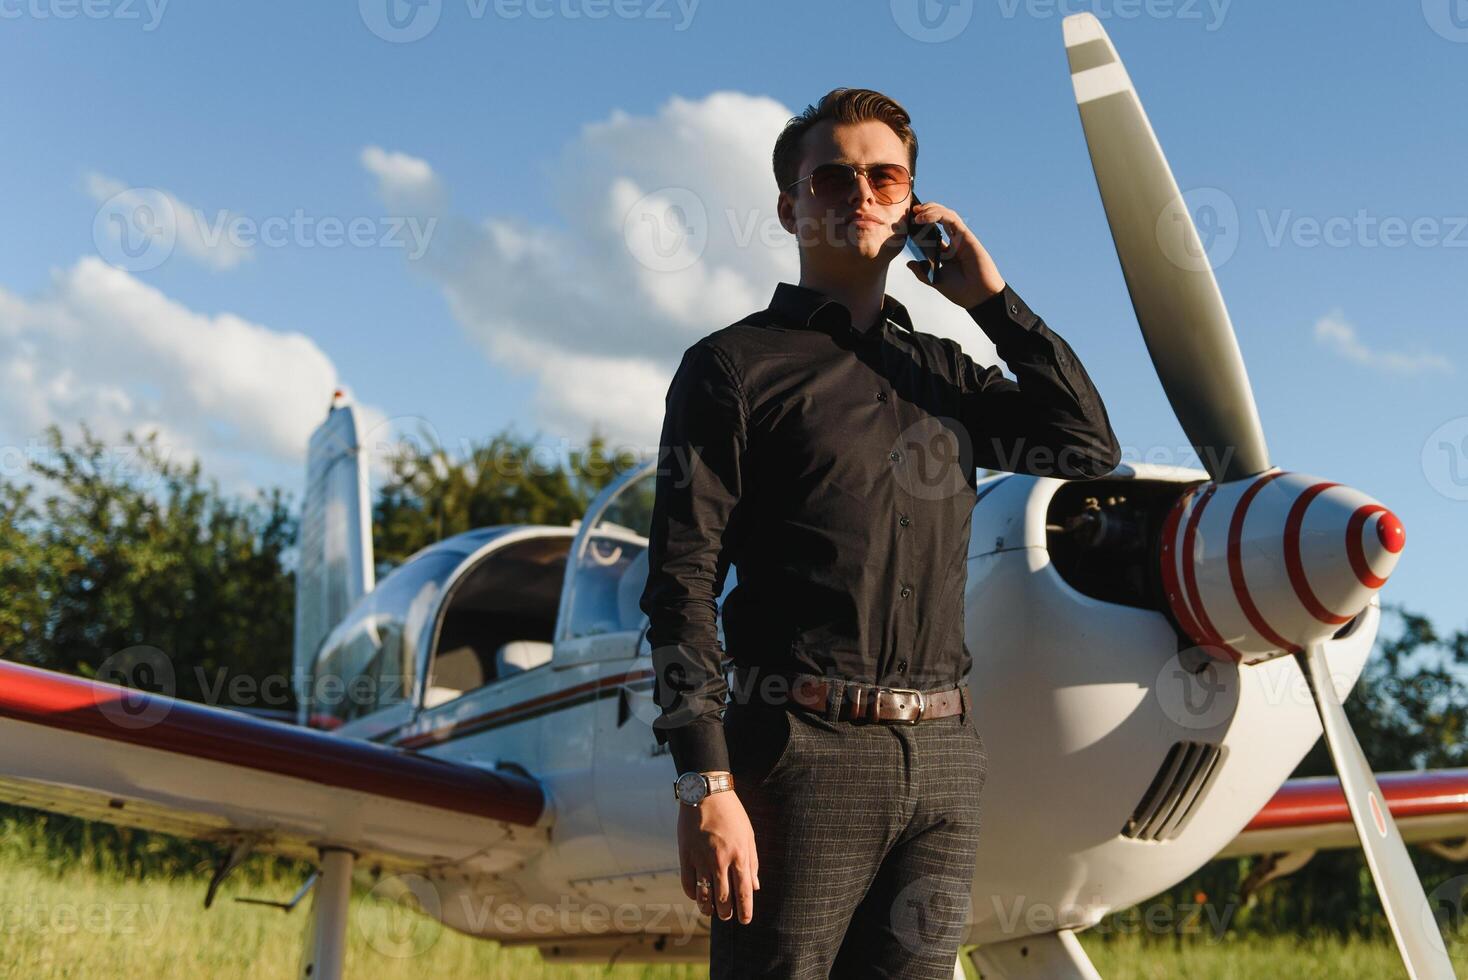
0,12,1463,980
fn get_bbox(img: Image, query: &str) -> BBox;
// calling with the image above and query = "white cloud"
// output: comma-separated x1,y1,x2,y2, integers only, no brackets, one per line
1313,310,1452,375
85,172,253,271
359,90,1000,450
360,146,442,205
0,258,390,495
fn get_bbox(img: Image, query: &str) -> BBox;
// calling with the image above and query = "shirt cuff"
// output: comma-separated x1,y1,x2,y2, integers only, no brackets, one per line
966,283,1042,340
659,716,731,776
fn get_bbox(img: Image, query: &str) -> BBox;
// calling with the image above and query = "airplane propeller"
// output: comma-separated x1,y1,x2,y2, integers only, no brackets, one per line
1062,13,1268,485
1061,13,1457,978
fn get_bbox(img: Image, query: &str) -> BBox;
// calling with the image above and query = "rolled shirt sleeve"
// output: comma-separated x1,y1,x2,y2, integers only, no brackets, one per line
952,283,1122,479
639,340,746,775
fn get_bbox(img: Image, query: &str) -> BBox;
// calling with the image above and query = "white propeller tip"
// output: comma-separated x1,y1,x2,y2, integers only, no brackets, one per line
1062,12,1106,47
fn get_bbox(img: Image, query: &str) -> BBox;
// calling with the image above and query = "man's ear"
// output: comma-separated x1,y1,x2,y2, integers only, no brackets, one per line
776,192,796,236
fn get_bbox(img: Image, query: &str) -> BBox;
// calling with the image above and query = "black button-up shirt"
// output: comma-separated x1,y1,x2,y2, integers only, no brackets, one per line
639,281,1121,775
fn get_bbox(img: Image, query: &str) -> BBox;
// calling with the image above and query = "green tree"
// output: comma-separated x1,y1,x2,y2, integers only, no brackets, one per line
372,423,641,568
0,422,296,709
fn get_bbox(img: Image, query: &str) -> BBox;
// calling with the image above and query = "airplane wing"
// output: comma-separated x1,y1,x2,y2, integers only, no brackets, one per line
0,659,552,876
1218,768,1468,859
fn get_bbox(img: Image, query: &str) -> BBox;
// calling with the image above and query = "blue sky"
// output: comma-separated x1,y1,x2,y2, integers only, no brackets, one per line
1,2,1464,633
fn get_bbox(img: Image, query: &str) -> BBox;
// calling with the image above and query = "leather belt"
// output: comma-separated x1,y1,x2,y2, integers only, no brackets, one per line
785,675,965,724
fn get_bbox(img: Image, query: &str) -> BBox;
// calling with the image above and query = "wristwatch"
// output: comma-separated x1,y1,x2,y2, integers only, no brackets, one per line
673,770,734,806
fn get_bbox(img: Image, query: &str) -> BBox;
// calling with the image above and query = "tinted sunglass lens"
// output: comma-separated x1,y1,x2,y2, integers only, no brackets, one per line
809,164,856,198
868,166,910,202
806,164,911,203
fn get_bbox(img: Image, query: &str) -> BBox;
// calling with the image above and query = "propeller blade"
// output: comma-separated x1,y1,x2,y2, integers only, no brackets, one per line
1063,13,1270,483
1295,642,1458,979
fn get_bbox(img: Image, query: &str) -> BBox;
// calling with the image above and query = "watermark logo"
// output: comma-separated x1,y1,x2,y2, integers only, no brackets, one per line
891,417,974,502
92,187,177,272
1422,0,1468,42
622,186,708,273
1422,873,1468,954
1156,187,1239,272
1154,649,1237,730
1422,416,1468,501
890,875,973,954
360,0,442,42
93,645,176,730
891,0,973,43
358,873,444,958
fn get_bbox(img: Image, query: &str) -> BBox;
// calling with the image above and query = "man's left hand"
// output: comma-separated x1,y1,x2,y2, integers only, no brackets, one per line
905,201,1007,309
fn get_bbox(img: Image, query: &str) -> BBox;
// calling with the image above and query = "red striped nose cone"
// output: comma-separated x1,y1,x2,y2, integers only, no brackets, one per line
1159,470,1404,665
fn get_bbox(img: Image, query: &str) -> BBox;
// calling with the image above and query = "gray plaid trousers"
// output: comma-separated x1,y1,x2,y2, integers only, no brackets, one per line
710,693,988,979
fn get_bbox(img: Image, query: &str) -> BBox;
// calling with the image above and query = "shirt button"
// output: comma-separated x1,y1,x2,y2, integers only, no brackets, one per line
900,586,912,598
876,391,887,402
889,450,901,461
897,659,908,673
899,515,910,526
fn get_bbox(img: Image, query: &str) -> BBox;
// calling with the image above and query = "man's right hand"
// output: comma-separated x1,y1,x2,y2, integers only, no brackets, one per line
678,791,760,924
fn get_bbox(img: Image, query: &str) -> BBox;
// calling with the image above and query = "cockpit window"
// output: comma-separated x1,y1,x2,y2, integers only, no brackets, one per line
310,550,460,725
562,473,656,641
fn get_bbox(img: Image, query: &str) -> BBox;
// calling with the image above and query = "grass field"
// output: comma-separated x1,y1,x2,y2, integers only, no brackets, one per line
1,843,1463,979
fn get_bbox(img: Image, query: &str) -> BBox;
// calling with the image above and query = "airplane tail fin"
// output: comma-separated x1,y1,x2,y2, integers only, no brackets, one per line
293,389,375,723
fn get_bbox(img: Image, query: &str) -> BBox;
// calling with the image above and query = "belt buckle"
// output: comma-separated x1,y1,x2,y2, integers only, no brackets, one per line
879,686,925,724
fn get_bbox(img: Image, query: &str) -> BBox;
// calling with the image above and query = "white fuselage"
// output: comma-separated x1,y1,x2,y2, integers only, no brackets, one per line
334,462,1373,950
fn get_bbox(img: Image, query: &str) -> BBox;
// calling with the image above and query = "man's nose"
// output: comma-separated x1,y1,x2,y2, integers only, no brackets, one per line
845,172,876,207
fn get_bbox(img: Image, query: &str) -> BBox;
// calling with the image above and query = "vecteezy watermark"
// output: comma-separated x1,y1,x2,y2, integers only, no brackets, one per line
1259,209,1468,251
356,872,706,953
359,0,699,43
84,645,423,731
890,0,974,43
635,660,973,737
91,186,437,272
0,898,171,941
621,192,971,274
359,0,442,42
1156,187,1240,273
891,875,973,955
984,892,1238,940
892,417,976,503
1154,648,1238,730
358,874,444,958
1156,187,1468,272
0,432,178,485
1115,441,1237,475
1423,873,1468,954
93,645,177,730
455,892,706,942
0,0,168,30
622,186,709,274
192,211,437,260
1154,648,1364,731
1422,416,1468,502
993,0,1232,31
1422,0,1468,43
92,187,176,273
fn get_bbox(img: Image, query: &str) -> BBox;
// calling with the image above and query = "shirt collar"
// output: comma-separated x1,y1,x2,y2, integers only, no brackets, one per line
768,282,915,337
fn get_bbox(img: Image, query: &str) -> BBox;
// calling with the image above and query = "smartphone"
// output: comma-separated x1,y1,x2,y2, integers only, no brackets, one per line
905,192,946,283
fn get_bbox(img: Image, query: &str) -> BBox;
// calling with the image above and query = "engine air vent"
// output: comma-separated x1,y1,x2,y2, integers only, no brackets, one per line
1121,740,1225,842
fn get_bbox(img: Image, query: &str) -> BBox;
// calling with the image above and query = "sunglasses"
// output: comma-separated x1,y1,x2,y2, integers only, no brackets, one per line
783,162,913,206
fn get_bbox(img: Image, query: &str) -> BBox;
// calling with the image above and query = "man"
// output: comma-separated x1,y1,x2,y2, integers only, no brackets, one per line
639,87,1121,978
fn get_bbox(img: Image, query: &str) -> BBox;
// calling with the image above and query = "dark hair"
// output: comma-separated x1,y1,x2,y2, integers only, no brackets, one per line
772,87,919,193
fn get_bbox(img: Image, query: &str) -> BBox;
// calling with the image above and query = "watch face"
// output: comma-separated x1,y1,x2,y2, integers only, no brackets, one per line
676,772,707,803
